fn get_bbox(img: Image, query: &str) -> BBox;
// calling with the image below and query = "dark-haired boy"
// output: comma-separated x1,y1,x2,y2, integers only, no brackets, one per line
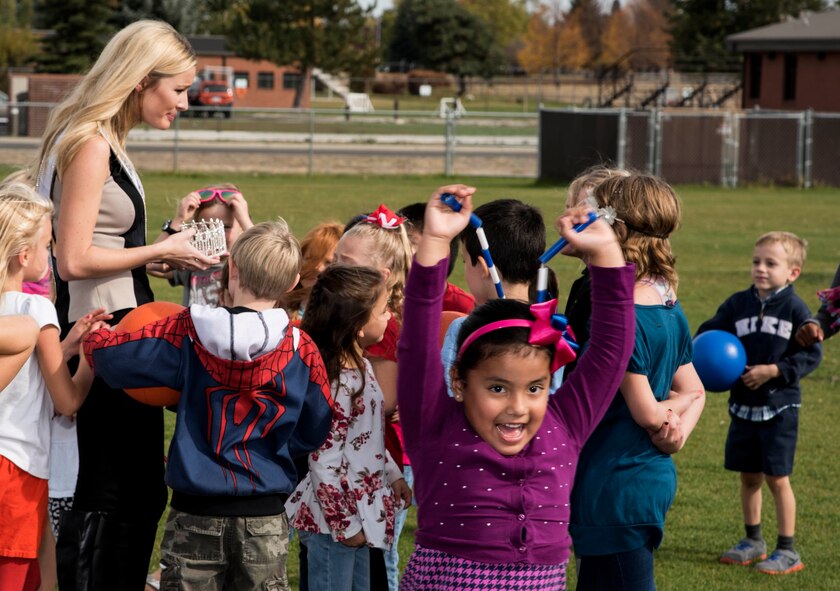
441,198,547,393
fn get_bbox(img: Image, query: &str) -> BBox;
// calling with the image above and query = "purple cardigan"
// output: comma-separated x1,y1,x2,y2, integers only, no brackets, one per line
397,258,635,565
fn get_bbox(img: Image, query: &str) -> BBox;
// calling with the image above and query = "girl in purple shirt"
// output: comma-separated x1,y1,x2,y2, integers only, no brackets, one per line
396,185,636,590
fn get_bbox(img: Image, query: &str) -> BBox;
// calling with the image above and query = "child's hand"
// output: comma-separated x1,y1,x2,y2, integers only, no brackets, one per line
227,192,254,231
741,364,779,390
555,206,623,268
176,192,201,223
340,530,367,548
649,409,685,454
795,321,823,347
425,185,476,242
146,261,173,279
391,477,412,509
416,185,476,267
61,308,112,362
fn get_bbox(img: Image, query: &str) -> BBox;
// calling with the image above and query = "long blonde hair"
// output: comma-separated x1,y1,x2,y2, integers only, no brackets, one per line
33,20,195,181
0,180,53,292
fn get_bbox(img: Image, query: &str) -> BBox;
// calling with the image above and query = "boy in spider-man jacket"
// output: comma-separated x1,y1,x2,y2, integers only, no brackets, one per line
83,220,333,590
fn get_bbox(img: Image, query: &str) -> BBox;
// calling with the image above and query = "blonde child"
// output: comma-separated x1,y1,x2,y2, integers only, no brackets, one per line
287,265,412,590
149,183,254,306
333,205,414,587
0,316,39,390
0,182,106,591
570,174,705,590
397,184,633,590
699,232,820,575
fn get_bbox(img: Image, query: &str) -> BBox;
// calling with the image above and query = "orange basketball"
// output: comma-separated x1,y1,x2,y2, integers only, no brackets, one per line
440,310,466,347
115,301,185,406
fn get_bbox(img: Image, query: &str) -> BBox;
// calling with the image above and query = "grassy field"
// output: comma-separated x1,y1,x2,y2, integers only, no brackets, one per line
3,165,837,589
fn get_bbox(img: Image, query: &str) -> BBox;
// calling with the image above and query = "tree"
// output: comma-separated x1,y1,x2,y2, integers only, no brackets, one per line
208,0,377,108
599,3,633,68
558,6,592,70
111,0,212,35
1,0,39,83
627,0,672,70
389,0,504,95
35,0,115,73
460,0,529,49
568,0,603,64
670,0,829,71
517,4,559,75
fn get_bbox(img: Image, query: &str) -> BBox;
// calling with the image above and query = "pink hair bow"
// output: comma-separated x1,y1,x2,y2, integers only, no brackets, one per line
365,204,405,230
529,300,578,373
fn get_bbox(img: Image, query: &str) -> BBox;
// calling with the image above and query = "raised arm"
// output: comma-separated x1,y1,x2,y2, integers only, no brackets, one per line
398,184,475,450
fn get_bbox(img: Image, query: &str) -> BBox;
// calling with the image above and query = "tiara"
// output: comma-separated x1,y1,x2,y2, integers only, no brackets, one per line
182,219,227,257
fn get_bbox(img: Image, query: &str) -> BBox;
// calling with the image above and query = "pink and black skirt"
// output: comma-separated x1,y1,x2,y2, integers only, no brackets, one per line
400,544,567,591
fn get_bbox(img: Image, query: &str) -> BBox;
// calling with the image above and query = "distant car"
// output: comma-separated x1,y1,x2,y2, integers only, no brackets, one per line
187,81,233,118
0,91,9,131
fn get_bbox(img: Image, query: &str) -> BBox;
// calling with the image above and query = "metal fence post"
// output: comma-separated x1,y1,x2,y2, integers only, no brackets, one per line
616,108,627,171
803,109,814,189
444,109,455,177
308,109,315,176
796,111,806,188
654,109,663,177
720,112,733,187
731,113,740,188
646,109,657,175
172,114,180,173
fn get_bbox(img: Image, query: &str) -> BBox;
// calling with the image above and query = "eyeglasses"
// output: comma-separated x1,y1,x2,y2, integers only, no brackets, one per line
196,188,241,204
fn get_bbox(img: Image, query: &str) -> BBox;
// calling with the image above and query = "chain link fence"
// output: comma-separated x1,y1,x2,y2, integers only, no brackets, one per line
540,107,840,188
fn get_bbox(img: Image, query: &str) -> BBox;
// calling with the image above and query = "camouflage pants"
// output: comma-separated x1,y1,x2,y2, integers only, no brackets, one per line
159,508,290,591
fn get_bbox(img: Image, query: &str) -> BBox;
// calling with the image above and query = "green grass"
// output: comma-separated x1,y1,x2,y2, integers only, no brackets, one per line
3,164,838,589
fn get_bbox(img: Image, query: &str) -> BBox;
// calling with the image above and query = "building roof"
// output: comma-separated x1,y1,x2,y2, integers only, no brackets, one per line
187,35,235,57
727,9,840,52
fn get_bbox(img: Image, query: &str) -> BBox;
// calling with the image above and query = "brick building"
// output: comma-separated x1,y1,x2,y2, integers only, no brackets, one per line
727,9,840,112
188,36,310,109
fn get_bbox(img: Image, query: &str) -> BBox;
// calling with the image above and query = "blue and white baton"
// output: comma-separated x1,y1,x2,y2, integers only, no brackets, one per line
441,193,505,299
535,203,617,303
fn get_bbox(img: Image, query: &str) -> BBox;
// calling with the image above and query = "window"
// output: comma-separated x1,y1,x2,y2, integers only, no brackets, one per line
257,72,274,90
748,54,762,100
783,54,797,101
233,71,249,90
283,72,302,90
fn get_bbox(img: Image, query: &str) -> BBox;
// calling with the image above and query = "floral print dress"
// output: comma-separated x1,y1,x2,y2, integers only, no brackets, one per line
286,360,403,549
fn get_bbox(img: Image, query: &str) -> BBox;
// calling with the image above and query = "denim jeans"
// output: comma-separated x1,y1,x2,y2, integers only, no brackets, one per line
384,464,413,590
300,531,370,591
159,508,290,591
576,545,656,591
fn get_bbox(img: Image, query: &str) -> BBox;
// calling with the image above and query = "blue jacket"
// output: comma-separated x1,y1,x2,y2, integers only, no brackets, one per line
697,285,821,407
84,306,333,516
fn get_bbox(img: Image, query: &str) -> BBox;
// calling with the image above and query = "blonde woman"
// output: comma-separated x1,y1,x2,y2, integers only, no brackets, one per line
31,20,218,590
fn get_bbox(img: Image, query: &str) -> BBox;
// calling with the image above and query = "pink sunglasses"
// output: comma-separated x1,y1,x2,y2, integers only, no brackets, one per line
196,188,241,204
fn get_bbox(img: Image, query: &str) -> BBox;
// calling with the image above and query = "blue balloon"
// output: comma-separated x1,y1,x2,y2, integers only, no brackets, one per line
693,330,747,392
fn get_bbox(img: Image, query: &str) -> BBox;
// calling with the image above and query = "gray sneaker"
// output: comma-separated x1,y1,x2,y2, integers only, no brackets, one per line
720,537,767,565
755,548,805,575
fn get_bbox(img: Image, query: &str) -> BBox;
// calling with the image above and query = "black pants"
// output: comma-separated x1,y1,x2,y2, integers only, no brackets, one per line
56,509,159,591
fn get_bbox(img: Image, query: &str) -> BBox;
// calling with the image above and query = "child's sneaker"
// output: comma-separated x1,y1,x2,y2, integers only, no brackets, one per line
755,549,805,575
719,537,767,565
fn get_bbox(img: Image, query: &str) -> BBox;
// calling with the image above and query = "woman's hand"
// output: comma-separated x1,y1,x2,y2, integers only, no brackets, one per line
157,227,220,271
340,530,367,548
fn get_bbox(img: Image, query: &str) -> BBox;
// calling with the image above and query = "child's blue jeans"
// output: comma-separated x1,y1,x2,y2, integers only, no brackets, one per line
299,531,370,591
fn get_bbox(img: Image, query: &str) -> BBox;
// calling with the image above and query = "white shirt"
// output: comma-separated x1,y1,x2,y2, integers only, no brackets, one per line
0,291,60,479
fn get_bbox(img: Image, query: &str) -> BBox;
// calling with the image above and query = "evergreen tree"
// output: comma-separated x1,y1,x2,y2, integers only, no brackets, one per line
670,0,829,71
36,0,115,73
389,0,503,95
207,0,377,107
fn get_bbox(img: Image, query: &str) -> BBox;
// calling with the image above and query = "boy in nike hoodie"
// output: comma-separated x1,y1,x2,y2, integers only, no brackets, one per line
697,231,821,576
83,220,333,590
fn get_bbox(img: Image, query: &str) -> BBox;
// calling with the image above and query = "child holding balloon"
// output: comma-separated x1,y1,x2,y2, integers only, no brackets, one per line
697,231,821,575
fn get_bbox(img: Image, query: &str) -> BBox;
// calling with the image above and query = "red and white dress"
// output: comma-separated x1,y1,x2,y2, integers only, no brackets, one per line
286,360,404,549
